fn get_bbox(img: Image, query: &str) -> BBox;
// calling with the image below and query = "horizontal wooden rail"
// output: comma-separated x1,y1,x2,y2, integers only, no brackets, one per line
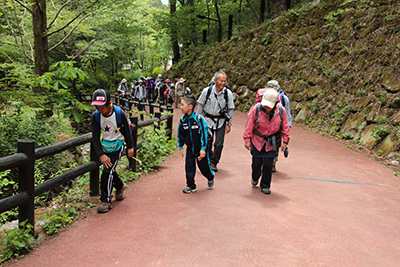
0,110,174,235
35,133,92,160
0,153,29,172
0,192,30,214
34,161,98,196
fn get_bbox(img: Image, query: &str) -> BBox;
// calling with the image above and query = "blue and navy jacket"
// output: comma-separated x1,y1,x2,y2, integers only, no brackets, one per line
177,111,209,156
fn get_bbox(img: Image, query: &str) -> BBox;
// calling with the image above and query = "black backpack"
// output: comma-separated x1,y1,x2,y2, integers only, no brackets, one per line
203,82,229,107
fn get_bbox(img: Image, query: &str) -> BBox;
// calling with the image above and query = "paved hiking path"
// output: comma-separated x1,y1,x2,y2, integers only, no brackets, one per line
7,108,400,267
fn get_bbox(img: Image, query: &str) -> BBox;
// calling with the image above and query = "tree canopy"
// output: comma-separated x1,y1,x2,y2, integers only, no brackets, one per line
0,0,310,113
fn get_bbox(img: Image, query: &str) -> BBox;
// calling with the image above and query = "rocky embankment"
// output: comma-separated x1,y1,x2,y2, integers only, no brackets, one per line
167,0,400,168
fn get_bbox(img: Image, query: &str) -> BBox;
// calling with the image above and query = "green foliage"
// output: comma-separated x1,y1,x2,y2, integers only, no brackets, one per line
136,119,177,174
333,105,352,126
372,125,388,141
0,220,35,263
242,105,251,113
35,61,90,123
152,67,164,79
40,207,79,235
341,133,353,140
0,170,18,226
355,89,366,96
375,115,388,124
307,98,319,111
0,105,57,157
0,170,14,197
376,91,388,105
0,105,81,219
0,62,35,92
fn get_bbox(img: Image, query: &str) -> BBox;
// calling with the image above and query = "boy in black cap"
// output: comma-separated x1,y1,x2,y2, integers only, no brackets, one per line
91,89,134,213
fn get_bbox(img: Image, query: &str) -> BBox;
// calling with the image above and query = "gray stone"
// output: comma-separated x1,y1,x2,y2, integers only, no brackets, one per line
359,124,379,149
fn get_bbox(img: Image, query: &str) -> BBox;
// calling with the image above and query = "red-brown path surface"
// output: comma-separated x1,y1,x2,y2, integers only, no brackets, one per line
8,108,400,267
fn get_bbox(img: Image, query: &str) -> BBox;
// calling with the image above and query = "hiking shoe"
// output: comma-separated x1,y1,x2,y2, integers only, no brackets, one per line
261,188,271,194
97,202,112,213
208,179,215,188
116,182,127,201
210,163,218,172
251,179,258,187
182,187,197,194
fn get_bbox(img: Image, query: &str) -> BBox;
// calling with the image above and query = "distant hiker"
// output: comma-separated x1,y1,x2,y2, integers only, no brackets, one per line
90,89,134,213
266,80,292,172
117,78,129,96
146,77,156,102
185,87,191,96
158,79,166,104
134,80,146,112
155,77,163,103
243,88,290,194
165,79,175,104
197,71,234,172
117,78,130,109
175,78,185,108
267,80,292,128
178,95,214,194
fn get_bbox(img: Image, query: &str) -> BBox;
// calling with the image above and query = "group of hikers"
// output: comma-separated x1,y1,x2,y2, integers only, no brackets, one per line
90,71,292,213
116,75,191,110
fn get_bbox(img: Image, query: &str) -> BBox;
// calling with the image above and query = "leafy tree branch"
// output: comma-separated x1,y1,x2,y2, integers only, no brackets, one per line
49,14,90,52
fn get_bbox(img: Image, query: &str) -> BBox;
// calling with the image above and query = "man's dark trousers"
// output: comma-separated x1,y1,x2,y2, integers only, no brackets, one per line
207,123,226,165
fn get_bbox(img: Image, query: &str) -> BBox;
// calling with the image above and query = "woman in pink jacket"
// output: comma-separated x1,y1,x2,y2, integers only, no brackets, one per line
243,88,290,194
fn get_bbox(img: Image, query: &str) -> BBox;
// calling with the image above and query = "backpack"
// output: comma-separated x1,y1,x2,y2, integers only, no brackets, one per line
95,105,123,129
279,90,288,107
204,85,229,107
95,105,133,136
164,87,170,97
254,103,283,130
256,88,267,103
253,103,283,151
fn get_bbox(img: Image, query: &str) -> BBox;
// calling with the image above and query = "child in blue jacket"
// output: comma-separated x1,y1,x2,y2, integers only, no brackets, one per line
178,95,215,193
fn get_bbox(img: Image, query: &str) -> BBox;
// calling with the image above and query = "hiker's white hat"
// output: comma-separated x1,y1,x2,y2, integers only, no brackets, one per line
261,88,279,108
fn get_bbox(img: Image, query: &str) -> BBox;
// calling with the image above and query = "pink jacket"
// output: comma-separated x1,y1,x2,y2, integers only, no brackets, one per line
243,104,290,152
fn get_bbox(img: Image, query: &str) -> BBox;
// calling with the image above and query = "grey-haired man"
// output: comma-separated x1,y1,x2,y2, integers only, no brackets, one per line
197,71,235,172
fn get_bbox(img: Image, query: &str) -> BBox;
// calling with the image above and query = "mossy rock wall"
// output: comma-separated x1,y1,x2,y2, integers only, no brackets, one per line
167,0,400,159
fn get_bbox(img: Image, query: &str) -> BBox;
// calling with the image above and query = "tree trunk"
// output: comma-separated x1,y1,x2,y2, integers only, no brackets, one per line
32,0,53,118
285,0,291,10
267,0,271,18
214,0,222,43
260,0,265,23
32,0,49,81
187,0,197,47
170,0,180,64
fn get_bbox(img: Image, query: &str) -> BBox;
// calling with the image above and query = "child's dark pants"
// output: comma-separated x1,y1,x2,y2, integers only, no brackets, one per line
100,146,124,203
185,149,214,189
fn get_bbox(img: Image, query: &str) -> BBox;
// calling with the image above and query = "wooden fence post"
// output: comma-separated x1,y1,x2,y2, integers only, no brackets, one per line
90,142,100,196
130,116,138,172
155,112,161,132
167,106,174,140
138,102,144,121
149,99,154,115
17,139,35,232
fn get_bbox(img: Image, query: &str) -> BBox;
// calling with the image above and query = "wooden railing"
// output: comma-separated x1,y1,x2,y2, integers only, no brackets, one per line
0,102,174,233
